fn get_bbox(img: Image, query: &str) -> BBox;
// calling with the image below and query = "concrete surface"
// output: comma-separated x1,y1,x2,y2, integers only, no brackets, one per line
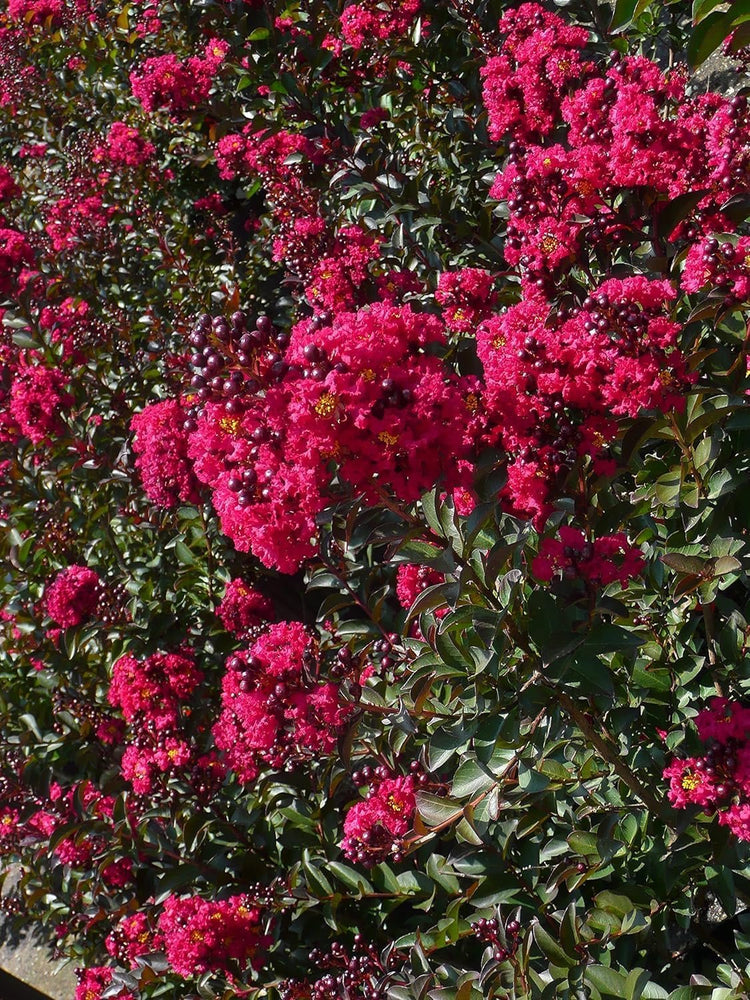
0,921,77,1000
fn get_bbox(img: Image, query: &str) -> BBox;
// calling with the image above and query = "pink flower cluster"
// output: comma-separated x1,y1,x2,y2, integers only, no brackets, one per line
0,165,20,202
75,967,134,1000
0,227,34,297
396,562,447,614
7,0,65,25
304,225,382,312
38,296,96,358
213,621,352,783
435,268,497,334
44,564,104,628
130,39,229,115
45,192,114,252
0,806,20,852
93,121,155,168
105,910,164,967
532,527,644,586
215,127,319,182
157,893,270,977
108,649,210,795
185,303,479,572
487,29,750,293
477,278,690,523
130,398,202,508
664,699,750,841
27,781,132,885
481,4,591,141
109,648,202,727
341,773,417,866
216,577,274,636
339,0,421,51
9,359,71,445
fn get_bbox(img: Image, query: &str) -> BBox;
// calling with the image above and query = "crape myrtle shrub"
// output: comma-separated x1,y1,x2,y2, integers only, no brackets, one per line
5,0,750,997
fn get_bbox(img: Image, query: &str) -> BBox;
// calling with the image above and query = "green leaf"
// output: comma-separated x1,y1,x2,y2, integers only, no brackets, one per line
451,758,496,798
586,965,629,997
657,190,708,240
173,540,195,565
532,922,577,969
416,791,464,828
594,891,638,918
610,0,639,29
693,0,729,24
568,831,599,859
687,7,735,66
326,861,374,894
302,859,334,898
661,553,710,576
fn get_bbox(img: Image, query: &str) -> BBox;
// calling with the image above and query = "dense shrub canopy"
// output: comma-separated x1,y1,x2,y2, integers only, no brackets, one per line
3,1,750,998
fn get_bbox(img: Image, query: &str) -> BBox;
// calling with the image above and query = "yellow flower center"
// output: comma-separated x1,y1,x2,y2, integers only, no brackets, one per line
219,415,241,435
313,391,338,418
378,431,399,447
681,772,701,791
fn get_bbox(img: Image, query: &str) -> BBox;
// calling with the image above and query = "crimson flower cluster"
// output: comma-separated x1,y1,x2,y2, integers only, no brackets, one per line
105,911,164,969
44,564,104,628
216,577,274,638
25,780,133,887
74,967,134,1000
532,527,645,587
129,39,229,116
477,278,690,523
130,398,201,509
157,892,271,978
214,621,353,783
133,302,481,573
7,356,71,445
92,122,155,169
108,649,214,797
664,699,750,841
341,771,418,866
